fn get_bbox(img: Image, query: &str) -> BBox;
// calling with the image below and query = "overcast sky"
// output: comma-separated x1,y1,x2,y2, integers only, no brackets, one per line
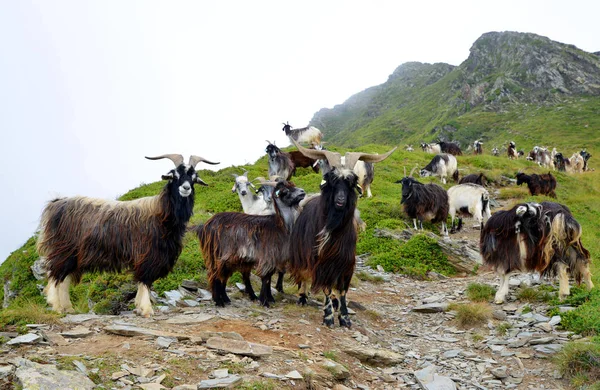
1,1,599,261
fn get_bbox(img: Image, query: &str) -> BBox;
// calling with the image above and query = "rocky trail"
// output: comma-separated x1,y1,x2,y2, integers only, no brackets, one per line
0,223,578,389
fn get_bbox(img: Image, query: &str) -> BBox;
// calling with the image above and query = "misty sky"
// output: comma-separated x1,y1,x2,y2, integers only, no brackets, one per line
1,1,599,261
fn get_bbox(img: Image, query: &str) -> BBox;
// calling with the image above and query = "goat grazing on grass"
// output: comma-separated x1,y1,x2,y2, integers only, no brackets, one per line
289,150,320,175
196,179,305,307
473,140,483,155
459,173,488,186
397,169,449,235
447,183,491,233
508,141,518,159
39,154,219,317
439,141,463,156
420,154,459,184
480,202,593,304
288,140,396,327
282,122,323,148
266,141,295,181
405,145,414,152
516,172,557,198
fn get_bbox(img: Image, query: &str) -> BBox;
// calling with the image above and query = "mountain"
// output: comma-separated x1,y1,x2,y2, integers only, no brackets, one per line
310,31,600,149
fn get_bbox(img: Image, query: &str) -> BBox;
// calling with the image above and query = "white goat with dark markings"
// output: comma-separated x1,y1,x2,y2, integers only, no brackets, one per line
447,183,491,233
231,171,273,215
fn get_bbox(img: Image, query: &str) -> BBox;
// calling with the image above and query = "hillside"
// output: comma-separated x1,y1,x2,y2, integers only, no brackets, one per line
310,31,600,150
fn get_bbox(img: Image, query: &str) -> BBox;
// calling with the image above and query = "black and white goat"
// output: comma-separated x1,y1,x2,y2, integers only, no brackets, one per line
39,154,219,316
554,152,585,173
196,179,305,307
231,171,273,215
420,154,459,184
527,146,554,169
480,202,593,304
473,140,483,155
492,147,499,157
508,141,518,159
288,140,396,327
421,142,442,154
282,122,323,148
353,161,375,198
447,183,491,233
265,141,295,180
516,172,557,198
580,150,591,171
397,171,449,235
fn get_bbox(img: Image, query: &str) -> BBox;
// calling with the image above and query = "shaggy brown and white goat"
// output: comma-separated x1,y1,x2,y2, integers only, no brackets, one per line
353,161,375,198
480,202,593,304
288,140,396,327
554,152,585,173
196,179,305,307
516,172,557,198
527,146,554,169
266,141,295,180
282,122,323,148
508,141,518,159
397,174,449,235
473,140,483,155
39,154,219,317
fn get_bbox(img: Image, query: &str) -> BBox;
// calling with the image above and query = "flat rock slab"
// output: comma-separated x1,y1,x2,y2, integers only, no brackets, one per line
342,344,403,366
104,325,189,341
205,337,272,358
413,303,448,313
61,314,114,324
198,331,244,341
14,359,95,390
7,333,40,345
163,314,215,325
60,326,93,338
321,359,350,380
198,375,242,388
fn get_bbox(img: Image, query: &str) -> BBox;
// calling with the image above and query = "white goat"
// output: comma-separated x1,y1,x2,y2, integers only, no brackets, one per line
447,183,491,233
353,161,374,198
421,142,442,154
420,154,458,184
231,171,273,215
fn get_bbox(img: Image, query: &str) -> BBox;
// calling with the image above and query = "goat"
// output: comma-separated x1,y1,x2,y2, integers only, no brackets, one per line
516,172,557,198
265,141,295,180
447,183,491,233
480,202,593,304
353,161,375,198
39,154,219,317
492,147,499,157
439,141,463,156
473,140,483,155
554,152,585,173
421,142,442,154
508,141,518,159
282,122,323,148
195,179,305,307
397,173,449,235
231,171,273,215
527,146,554,169
289,150,320,175
580,150,591,171
288,140,396,327
405,145,414,152
459,173,487,186
420,154,459,184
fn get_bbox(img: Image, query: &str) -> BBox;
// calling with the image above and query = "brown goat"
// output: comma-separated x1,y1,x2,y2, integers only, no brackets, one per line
289,150,320,175
516,172,557,198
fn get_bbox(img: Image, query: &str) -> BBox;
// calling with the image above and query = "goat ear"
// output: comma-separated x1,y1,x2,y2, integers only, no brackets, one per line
195,177,208,186
162,172,174,181
231,184,237,193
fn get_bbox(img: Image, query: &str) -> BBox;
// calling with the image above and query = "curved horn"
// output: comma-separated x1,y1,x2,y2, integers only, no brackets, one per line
344,146,398,170
291,138,342,168
145,154,184,167
404,166,407,177
266,140,273,144
242,170,249,178
189,155,220,168
409,163,419,178
254,176,279,187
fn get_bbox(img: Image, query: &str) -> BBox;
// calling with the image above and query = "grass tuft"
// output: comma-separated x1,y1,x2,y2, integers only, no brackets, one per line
449,302,492,328
554,340,600,387
355,271,384,284
496,322,512,336
466,283,495,302
0,299,62,327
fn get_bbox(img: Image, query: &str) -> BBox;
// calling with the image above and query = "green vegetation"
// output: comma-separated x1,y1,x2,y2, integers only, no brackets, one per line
355,271,384,284
466,283,496,302
554,340,600,388
323,350,339,362
517,286,553,302
449,302,492,328
496,322,512,336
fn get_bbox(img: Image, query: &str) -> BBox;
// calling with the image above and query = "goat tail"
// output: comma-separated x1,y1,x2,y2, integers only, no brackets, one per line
453,170,459,182
542,213,569,270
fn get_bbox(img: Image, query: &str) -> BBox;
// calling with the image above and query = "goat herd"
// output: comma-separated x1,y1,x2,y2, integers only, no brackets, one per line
35,125,593,328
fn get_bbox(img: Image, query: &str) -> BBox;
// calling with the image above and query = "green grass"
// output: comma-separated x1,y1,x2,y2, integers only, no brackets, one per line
496,322,512,336
0,299,62,328
517,287,553,302
554,340,600,387
466,283,496,302
355,271,384,284
449,302,492,328
323,350,339,362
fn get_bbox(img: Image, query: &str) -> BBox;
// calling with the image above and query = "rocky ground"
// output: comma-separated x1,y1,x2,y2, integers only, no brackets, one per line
0,252,578,390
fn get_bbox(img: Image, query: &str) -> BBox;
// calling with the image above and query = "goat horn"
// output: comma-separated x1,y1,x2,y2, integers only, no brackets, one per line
242,170,249,178
344,146,398,170
291,138,342,168
254,176,279,187
404,166,407,177
145,154,184,167
266,140,273,144
409,163,419,178
189,155,220,168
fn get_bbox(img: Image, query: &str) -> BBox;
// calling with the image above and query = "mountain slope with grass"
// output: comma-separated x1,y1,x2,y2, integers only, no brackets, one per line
310,31,600,150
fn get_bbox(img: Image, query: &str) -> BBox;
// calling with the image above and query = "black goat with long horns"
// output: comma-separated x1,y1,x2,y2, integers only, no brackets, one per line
288,140,396,327
39,154,219,317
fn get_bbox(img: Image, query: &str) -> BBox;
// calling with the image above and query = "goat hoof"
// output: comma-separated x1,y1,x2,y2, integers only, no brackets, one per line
268,296,276,304
297,295,308,306
248,294,258,301
260,299,270,308
338,315,352,328
276,286,284,293
331,298,339,311
323,317,334,327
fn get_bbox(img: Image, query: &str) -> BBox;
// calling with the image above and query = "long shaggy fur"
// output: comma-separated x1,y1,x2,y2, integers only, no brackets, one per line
508,142,518,159
459,173,487,186
290,150,320,174
266,143,295,181
398,177,449,229
516,172,557,198
439,141,463,156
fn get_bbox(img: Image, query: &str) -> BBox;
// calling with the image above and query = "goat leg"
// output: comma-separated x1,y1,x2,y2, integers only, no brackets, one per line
331,292,339,312
275,271,285,293
337,289,352,328
297,282,308,306
322,288,335,328
212,279,226,307
259,273,274,307
242,271,258,301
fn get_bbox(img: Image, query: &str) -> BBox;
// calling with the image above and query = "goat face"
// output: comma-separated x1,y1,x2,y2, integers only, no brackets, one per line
322,170,359,210
274,181,306,207
397,177,417,204
265,144,282,160
163,164,205,198
257,185,274,204
419,168,433,178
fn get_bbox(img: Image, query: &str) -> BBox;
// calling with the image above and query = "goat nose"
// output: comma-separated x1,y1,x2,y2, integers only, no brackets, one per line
241,190,247,196
182,183,191,191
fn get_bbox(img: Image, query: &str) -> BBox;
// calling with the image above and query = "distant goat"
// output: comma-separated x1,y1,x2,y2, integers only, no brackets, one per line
405,145,414,152
580,150,591,171
39,154,219,317
282,122,323,148
439,141,463,156
288,140,396,327
447,183,491,233
289,150,320,175
397,172,449,235
492,147,499,157
196,179,305,307
554,152,584,173
527,146,554,169
473,140,483,155
421,142,442,154
353,161,375,198
516,172,557,198
265,141,295,180
480,202,593,303
508,141,518,159
459,173,487,186
420,154,459,184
